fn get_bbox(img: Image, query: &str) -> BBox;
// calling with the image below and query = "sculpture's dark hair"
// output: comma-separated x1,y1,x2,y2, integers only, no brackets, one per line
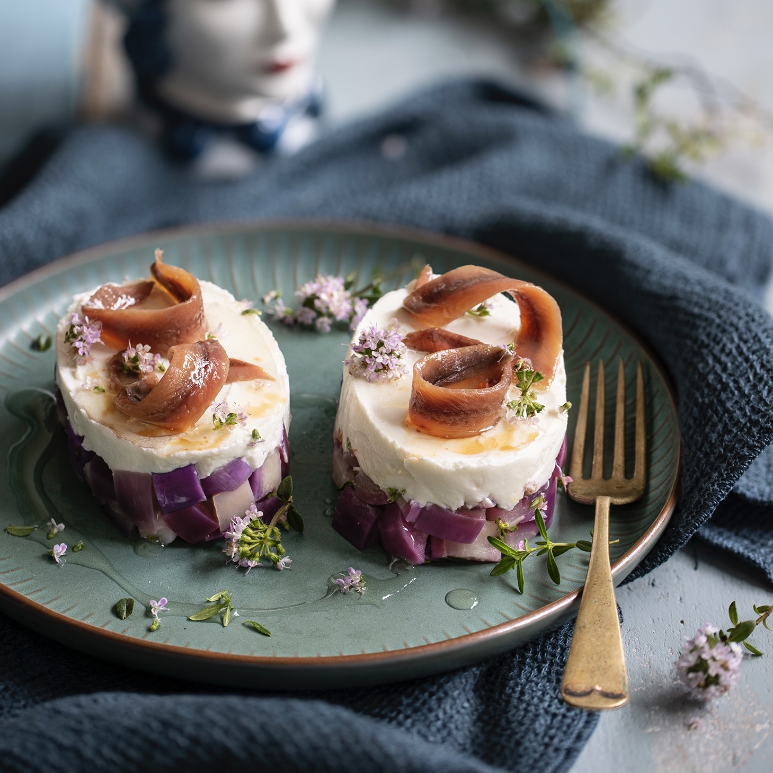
122,0,173,101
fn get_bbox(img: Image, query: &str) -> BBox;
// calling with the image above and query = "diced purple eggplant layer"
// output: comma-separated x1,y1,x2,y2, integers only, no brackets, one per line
65,416,289,545
332,435,567,564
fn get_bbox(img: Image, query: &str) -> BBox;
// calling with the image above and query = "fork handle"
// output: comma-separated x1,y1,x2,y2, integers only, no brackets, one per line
561,495,629,710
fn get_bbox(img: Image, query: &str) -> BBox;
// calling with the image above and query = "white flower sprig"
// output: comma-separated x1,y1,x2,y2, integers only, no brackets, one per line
676,601,772,701
149,597,169,632
335,567,366,595
263,273,380,332
49,543,67,566
46,518,64,539
346,320,408,383
64,312,102,364
122,342,160,374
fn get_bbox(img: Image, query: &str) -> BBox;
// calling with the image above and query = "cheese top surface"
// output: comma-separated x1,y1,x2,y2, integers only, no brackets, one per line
56,281,290,477
334,288,567,511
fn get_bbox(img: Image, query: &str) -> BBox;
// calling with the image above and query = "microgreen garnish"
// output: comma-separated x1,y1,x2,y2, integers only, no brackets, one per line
334,567,366,595
46,518,64,540
243,620,271,637
157,362,166,373
212,402,247,430
189,590,236,627
64,312,102,364
346,320,408,383
223,475,302,572
49,543,67,566
505,359,545,420
250,429,262,446
122,342,159,374
560,401,572,413
73,540,85,552
466,302,492,317
30,334,52,352
115,598,135,620
488,511,616,593
676,603,772,700
5,525,37,537
149,597,168,631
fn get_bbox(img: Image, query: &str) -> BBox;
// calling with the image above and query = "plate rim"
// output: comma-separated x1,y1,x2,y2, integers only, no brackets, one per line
0,218,680,683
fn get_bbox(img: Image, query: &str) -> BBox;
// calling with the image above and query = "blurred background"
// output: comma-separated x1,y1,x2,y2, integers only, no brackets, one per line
1,0,771,301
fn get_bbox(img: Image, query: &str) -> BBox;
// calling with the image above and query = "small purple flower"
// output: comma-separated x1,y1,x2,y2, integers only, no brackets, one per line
238,557,262,573
207,322,225,340
47,518,65,538
347,320,408,383
296,306,318,326
149,597,168,620
555,464,573,491
676,623,743,700
315,315,332,333
351,298,369,329
262,289,280,305
122,342,158,374
64,312,102,364
50,543,67,565
225,514,251,542
335,567,366,595
272,299,296,326
276,555,292,571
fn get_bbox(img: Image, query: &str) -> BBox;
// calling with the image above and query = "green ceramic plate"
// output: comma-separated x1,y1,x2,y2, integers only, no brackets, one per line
0,222,679,689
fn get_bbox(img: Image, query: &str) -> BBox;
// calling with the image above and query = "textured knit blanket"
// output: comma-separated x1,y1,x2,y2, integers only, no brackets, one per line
0,80,771,773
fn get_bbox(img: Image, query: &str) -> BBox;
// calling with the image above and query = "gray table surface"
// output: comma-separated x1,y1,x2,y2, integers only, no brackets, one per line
317,3,773,772
0,2,771,771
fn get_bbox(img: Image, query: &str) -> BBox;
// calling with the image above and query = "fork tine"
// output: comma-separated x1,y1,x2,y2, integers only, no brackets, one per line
568,362,591,481
612,359,626,478
634,360,646,486
591,360,605,479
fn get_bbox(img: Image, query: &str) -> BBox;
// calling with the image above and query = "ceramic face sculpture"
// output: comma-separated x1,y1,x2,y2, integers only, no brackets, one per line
122,0,336,161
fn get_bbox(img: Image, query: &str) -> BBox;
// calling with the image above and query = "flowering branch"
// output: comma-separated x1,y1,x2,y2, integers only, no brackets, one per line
223,476,302,572
346,321,408,383
676,601,772,700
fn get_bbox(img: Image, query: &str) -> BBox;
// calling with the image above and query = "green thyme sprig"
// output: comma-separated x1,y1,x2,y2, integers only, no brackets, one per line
466,303,491,317
506,359,545,419
243,620,271,637
344,270,385,307
487,511,618,593
213,412,239,430
189,590,237,627
724,601,772,656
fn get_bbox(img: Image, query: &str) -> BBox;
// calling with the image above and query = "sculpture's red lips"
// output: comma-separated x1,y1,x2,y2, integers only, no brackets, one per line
265,57,298,74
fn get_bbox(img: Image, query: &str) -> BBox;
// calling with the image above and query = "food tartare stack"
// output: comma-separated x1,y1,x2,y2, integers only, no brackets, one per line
56,250,290,544
332,264,568,564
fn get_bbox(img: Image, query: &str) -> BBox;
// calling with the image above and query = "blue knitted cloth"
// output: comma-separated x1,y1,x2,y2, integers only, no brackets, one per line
0,80,771,773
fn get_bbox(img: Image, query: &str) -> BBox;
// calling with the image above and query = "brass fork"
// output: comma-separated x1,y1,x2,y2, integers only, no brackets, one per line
561,359,646,710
